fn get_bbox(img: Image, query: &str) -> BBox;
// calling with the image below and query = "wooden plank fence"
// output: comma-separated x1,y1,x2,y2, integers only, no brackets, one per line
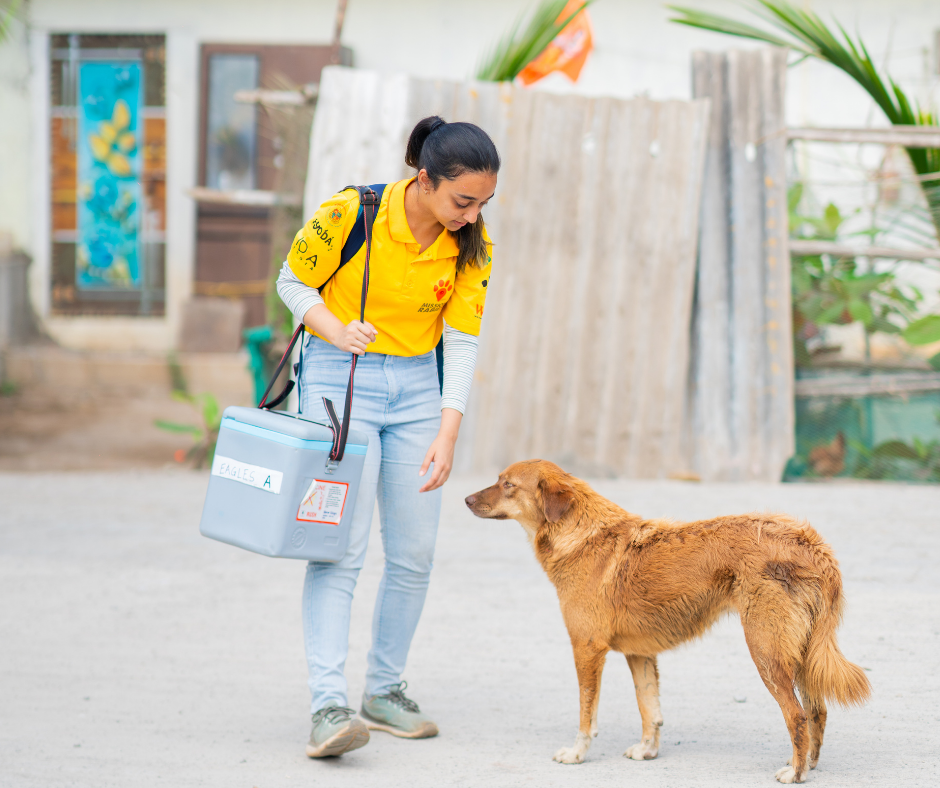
689,48,794,481
305,66,712,478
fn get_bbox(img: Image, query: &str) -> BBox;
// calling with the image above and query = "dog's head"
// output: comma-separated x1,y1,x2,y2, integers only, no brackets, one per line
465,460,576,532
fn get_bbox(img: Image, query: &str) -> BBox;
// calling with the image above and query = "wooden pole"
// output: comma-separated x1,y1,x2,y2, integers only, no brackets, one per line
788,126,940,148
789,239,939,261
330,0,348,64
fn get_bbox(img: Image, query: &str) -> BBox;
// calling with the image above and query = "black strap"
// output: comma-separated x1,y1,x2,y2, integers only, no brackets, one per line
258,323,304,410
338,183,386,270
259,184,381,463
324,185,380,461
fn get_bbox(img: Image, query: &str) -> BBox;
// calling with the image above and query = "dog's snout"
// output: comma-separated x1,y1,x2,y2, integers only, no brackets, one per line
465,494,477,508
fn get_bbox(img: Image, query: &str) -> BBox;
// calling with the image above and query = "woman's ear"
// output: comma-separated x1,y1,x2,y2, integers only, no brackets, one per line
538,477,573,523
417,169,433,193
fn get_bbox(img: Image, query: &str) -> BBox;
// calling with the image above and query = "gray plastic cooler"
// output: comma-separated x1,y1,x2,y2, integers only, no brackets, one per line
199,406,368,561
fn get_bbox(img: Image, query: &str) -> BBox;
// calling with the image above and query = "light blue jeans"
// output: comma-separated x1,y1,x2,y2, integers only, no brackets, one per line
299,335,443,713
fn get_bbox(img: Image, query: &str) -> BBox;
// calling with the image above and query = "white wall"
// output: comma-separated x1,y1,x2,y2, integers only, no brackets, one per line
2,0,938,350
0,14,32,254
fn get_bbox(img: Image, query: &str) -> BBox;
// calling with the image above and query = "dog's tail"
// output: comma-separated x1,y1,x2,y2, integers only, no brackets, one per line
800,547,871,708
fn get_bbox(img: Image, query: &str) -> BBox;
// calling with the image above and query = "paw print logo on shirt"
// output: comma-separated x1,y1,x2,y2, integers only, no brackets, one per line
433,278,453,302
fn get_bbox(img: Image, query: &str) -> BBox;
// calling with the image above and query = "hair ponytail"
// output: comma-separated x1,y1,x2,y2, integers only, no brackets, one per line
405,115,500,273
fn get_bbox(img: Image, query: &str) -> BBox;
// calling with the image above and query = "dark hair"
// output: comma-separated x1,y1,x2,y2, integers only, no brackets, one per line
405,115,500,272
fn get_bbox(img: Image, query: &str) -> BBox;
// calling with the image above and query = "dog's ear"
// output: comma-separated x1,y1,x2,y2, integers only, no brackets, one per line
538,477,574,523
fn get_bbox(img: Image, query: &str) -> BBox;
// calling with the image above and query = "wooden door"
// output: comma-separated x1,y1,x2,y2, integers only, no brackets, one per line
194,44,351,329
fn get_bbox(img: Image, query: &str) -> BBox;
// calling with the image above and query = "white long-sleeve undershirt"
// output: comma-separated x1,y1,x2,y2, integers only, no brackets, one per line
276,260,479,414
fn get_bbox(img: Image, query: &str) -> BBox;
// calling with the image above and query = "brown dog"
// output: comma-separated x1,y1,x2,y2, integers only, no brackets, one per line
465,460,870,784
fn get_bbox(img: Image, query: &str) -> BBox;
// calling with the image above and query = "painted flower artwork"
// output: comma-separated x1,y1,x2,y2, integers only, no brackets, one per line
77,63,142,289
89,99,136,177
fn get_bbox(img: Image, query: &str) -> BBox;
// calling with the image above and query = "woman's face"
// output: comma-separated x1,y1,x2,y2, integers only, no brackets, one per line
419,169,498,232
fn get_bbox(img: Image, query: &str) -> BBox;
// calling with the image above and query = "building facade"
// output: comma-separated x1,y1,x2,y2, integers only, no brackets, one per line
0,0,937,351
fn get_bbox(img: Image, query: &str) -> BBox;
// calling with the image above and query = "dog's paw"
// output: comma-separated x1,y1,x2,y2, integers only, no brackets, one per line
775,765,805,784
553,746,585,764
624,738,659,761
553,733,591,765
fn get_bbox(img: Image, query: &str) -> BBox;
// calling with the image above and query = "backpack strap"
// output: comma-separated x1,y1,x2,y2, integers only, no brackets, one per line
259,185,384,442
338,183,386,270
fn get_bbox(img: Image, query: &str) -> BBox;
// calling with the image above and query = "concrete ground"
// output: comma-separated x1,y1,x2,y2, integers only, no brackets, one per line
0,345,254,471
1,471,938,788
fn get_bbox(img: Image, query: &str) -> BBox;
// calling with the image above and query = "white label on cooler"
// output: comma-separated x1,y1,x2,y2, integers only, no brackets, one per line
211,455,283,494
296,479,349,525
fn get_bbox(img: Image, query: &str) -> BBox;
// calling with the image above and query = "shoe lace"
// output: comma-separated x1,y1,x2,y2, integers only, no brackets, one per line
380,681,420,713
312,705,356,726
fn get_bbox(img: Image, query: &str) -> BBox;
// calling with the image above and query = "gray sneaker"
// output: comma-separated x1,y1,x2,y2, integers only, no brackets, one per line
360,681,439,739
305,705,370,758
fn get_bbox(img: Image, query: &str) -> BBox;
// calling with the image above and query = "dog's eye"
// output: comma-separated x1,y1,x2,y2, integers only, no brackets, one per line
503,481,514,489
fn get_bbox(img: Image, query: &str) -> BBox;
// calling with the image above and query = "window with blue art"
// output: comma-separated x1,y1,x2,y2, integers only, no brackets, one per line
50,34,166,316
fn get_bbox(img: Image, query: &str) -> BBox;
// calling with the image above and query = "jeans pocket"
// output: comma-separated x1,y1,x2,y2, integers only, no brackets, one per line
409,350,435,366
307,337,353,369
311,356,352,371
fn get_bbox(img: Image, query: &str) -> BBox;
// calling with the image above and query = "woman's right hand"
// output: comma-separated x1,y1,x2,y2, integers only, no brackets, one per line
333,320,378,356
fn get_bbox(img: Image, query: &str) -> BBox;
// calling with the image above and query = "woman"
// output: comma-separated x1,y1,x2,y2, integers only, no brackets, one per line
277,116,500,758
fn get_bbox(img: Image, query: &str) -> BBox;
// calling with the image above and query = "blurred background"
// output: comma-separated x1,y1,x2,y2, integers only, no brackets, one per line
0,0,938,483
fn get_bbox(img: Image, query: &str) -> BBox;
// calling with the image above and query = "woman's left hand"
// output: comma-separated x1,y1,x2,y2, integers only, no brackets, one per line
419,409,462,492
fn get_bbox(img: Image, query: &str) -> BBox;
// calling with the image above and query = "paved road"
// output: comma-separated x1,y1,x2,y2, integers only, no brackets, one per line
1,471,938,787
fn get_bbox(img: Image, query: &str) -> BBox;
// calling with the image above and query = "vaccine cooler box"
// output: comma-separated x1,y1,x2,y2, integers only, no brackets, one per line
199,406,368,562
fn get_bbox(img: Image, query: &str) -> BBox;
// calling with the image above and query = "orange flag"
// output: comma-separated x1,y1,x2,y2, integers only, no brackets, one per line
518,1,594,87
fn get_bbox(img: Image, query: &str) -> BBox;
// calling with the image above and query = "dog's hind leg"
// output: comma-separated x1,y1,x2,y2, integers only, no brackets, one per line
624,654,662,761
552,643,607,764
742,627,808,783
798,685,827,770
590,658,604,738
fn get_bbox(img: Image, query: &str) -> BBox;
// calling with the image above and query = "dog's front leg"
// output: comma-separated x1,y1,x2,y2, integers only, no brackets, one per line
553,643,607,765
624,654,663,760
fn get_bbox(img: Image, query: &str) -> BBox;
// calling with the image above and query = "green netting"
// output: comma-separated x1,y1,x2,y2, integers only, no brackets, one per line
784,380,940,483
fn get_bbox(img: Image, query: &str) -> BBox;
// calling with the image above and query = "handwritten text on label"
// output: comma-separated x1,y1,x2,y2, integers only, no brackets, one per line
211,455,283,494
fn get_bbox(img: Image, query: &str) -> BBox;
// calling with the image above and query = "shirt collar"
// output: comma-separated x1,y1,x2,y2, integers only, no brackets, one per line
388,179,416,244
388,178,460,259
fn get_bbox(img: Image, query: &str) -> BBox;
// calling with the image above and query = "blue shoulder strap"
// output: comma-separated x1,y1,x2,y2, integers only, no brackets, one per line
339,183,387,269
334,182,443,395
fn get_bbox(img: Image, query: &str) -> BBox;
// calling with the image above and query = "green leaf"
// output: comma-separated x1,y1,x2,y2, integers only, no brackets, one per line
902,315,940,346
787,182,803,215
667,5,799,51
847,298,873,325
869,315,902,334
822,203,842,236
928,351,940,371
842,274,889,299
154,420,202,438
476,0,593,82
194,393,221,431
0,0,22,45
167,352,189,396
817,301,848,325
870,440,920,461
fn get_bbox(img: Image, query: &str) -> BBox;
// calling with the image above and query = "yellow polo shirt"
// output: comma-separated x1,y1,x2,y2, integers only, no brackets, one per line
287,178,491,357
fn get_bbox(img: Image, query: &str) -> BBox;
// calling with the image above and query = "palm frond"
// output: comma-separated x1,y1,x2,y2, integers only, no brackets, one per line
0,0,23,44
668,5,805,53
477,0,593,82
668,0,940,239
